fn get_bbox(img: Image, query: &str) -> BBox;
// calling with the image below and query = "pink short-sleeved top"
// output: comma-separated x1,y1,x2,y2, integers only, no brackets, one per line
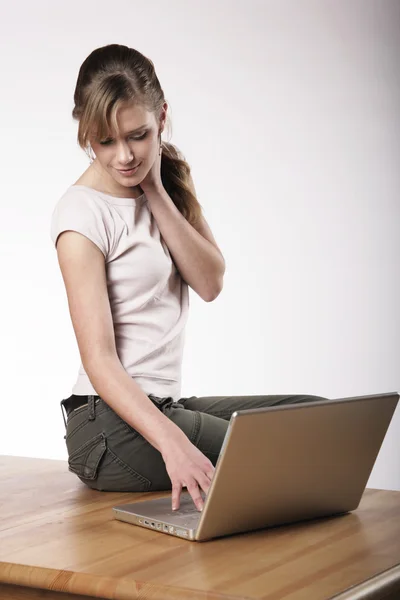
50,184,189,401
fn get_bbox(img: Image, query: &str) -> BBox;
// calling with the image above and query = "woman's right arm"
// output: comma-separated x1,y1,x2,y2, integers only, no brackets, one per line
55,230,214,510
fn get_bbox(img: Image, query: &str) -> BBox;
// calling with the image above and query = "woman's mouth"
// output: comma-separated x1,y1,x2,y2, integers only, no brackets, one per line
116,163,141,176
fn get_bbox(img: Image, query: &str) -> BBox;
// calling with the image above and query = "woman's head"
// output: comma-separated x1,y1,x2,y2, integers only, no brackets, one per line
87,100,167,190
72,43,203,226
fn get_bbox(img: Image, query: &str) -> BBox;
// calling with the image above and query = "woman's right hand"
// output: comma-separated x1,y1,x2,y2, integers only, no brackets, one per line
161,435,216,512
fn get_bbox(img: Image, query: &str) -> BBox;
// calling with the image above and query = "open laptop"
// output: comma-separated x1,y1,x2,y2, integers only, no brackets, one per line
112,392,399,542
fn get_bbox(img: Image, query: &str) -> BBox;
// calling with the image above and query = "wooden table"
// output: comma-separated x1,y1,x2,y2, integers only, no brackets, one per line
1,456,400,600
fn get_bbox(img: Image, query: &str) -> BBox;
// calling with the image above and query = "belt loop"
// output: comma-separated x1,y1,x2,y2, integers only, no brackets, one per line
88,395,96,421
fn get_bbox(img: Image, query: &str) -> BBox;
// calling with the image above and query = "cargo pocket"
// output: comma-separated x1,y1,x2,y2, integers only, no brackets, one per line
68,432,107,481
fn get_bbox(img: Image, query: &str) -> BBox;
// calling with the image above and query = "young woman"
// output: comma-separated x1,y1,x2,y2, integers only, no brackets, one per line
51,44,330,512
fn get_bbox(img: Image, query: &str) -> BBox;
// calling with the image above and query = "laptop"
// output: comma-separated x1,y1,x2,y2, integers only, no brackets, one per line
112,392,399,542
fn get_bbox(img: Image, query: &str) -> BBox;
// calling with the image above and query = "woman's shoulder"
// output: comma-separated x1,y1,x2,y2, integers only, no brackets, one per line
55,180,109,216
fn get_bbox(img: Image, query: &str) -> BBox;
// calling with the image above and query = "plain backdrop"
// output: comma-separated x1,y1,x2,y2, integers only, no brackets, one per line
0,0,399,490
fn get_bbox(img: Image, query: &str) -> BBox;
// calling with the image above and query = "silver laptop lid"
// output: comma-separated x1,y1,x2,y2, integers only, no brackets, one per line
195,392,399,540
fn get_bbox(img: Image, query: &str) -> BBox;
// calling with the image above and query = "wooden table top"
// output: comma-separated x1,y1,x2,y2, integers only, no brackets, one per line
1,455,400,600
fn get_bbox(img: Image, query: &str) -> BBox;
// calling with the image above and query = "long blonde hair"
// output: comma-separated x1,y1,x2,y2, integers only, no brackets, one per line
72,43,203,228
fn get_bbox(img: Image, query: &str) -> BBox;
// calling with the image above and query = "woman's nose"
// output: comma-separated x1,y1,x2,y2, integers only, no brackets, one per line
117,144,134,163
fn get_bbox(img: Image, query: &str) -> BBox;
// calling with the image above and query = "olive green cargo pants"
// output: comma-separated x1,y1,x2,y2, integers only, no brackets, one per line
60,392,330,492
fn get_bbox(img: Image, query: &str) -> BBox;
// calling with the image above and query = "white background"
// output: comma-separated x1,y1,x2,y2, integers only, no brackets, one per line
0,0,399,490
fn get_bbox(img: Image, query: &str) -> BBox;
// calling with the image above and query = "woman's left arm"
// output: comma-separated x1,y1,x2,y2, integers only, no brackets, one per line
144,179,225,302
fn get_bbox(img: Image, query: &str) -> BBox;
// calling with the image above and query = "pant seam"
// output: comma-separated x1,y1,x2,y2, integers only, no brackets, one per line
106,447,151,490
190,411,202,445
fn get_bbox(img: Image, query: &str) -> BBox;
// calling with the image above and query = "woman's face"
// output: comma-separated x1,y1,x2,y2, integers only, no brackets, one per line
89,102,166,194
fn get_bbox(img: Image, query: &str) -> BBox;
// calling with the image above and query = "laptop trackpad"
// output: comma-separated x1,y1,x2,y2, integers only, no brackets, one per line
130,493,202,527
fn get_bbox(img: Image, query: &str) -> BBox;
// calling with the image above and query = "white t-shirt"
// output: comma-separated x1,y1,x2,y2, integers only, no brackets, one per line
50,184,189,401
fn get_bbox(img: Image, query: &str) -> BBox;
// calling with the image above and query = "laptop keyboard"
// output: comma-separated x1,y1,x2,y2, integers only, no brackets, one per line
164,507,200,518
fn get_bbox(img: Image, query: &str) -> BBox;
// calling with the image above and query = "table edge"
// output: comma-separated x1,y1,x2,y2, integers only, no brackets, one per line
329,563,400,599
0,562,243,600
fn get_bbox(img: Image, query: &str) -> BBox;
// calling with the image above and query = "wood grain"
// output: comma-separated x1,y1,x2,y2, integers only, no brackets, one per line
1,455,400,599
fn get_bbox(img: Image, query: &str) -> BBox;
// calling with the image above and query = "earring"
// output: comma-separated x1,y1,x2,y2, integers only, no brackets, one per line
87,144,95,163
159,132,162,156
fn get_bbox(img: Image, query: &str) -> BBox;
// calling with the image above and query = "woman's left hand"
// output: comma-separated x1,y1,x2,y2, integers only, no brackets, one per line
139,136,163,195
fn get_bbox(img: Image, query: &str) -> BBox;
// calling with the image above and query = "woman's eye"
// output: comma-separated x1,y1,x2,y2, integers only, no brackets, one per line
100,132,147,145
